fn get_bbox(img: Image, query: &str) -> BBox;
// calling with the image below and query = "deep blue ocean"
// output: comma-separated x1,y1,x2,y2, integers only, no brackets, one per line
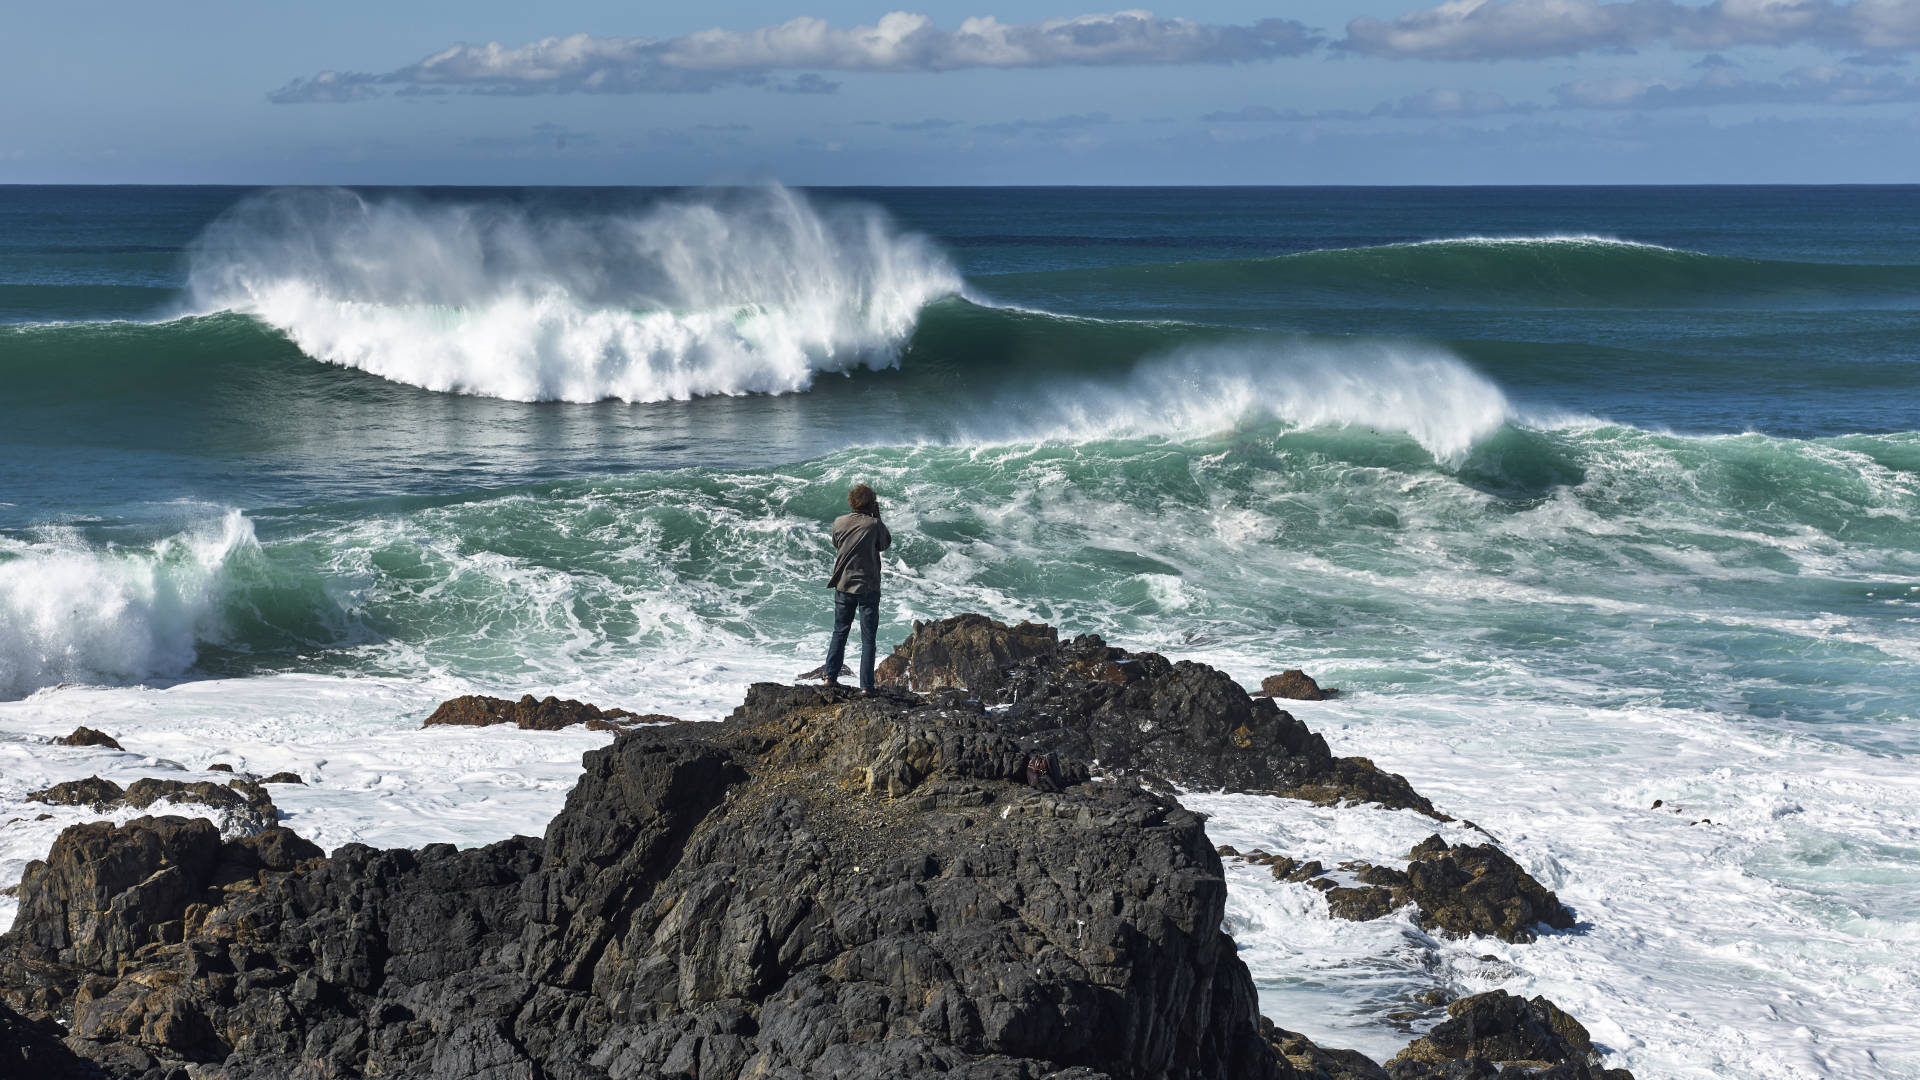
2,184,1917,1078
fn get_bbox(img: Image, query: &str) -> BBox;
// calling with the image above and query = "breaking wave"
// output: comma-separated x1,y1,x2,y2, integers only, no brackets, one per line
186,184,963,401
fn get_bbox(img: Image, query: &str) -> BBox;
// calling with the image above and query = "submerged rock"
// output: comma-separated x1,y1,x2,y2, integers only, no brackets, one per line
52,727,123,750
423,692,680,732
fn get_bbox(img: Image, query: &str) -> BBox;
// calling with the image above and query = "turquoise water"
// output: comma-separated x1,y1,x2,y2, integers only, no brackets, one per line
2,183,1918,1077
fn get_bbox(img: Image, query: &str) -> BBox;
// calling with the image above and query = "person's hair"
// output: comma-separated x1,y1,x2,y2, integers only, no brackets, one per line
847,483,879,516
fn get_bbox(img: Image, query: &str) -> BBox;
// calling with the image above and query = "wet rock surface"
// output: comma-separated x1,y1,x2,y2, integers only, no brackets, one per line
1222,836,1574,945
1256,671,1337,702
1395,837,1576,944
1387,991,1633,1080
423,693,680,732
26,778,282,835
52,727,123,750
1,614,1623,1080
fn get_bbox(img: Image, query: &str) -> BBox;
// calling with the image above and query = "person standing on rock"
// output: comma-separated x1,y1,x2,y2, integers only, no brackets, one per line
823,483,892,692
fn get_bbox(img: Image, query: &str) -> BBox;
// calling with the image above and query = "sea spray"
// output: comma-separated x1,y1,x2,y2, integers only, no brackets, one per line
957,339,1517,466
187,184,964,401
0,510,257,698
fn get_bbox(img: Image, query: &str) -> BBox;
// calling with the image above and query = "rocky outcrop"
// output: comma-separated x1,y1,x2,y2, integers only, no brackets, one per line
877,617,1440,816
1255,671,1336,702
0,816,321,1021
873,614,1063,696
3,680,1291,1078
423,692,679,732
25,776,124,809
26,778,281,834
1224,836,1575,945
1388,991,1632,1080
52,727,123,750
0,615,1621,1079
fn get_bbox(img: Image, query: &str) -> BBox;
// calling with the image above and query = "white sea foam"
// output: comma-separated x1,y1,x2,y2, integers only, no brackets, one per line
0,511,256,700
187,184,962,402
1178,685,1920,1080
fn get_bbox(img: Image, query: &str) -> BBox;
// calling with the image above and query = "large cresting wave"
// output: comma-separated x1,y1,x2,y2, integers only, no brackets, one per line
187,184,964,402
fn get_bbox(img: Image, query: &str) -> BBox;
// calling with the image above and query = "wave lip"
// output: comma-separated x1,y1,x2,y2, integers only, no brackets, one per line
955,339,1518,466
1396,234,1681,250
187,185,964,402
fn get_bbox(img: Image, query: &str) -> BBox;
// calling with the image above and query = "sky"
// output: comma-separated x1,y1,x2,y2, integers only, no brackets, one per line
5,0,1919,184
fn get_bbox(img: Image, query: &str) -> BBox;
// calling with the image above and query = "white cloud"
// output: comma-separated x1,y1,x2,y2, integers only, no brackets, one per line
269,11,1319,103
1338,0,1920,61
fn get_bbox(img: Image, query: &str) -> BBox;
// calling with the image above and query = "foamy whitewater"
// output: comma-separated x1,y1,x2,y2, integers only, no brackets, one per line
4,183,1918,1079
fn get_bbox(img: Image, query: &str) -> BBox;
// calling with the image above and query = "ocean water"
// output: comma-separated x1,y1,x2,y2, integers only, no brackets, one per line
3,183,1918,1079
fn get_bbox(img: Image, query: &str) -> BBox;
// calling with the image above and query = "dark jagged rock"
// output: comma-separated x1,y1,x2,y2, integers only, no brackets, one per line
1395,837,1574,945
207,763,234,773
1230,836,1573,945
26,778,282,834
873,613,1063,696
1324,886,1397,922
846,612,1436,813
0,815,321,1020
1387,991,1633,1080
1256,671,1337,702
1267,1020,1389,1079
53,727,123,751
26,776,124,809
258,772,304,785
3,676,1293,1079
423,692,678,732
0,617,1621,1080
854,617,1441,816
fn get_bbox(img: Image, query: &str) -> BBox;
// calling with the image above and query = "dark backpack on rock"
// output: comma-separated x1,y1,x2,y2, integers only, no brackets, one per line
1026,749,1065,792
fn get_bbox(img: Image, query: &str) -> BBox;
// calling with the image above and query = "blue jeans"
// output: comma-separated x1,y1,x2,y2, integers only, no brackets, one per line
824,590,880,690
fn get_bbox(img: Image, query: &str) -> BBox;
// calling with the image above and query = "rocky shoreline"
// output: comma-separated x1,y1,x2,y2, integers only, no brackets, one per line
0,614,1633,1079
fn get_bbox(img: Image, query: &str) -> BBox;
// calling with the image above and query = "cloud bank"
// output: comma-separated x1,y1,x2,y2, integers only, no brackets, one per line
270,10,1319,103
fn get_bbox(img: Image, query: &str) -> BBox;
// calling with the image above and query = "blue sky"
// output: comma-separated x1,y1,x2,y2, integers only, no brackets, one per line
5,0,1918,183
